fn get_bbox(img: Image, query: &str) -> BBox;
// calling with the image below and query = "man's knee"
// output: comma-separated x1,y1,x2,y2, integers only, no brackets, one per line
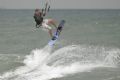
49,19,55,23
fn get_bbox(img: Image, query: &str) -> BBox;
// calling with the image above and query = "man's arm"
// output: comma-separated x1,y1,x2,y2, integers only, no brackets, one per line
42,2,50,17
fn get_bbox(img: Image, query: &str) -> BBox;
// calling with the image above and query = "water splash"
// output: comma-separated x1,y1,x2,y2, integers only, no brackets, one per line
0,44,120,80
48,45,120,67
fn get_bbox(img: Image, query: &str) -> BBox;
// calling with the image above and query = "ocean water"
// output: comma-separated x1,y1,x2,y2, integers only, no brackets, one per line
0,9,120,80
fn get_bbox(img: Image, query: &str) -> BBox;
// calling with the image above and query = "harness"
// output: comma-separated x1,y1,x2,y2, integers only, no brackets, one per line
34,14,43,28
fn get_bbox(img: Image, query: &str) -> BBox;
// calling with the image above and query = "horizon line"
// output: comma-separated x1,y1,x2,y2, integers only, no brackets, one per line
0,8,120,10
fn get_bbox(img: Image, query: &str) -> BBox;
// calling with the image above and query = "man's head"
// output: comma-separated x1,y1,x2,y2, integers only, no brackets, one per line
35,9,40,12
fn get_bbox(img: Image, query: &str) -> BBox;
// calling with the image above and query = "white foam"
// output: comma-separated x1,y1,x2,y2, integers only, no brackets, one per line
0,45,119,80
10,63,102,80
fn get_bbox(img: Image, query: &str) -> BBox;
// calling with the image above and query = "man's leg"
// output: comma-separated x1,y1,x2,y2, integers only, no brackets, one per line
47,19,57,28
42,19,57,38
48,29,53,38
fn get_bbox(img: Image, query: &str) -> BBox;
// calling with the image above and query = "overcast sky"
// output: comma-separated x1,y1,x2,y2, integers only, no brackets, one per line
0,0,120,9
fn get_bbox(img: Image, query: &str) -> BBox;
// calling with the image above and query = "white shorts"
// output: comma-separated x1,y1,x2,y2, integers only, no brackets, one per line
41,19,52,32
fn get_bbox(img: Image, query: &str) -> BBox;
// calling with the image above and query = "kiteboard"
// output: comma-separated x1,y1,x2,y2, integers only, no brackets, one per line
48,20,65,46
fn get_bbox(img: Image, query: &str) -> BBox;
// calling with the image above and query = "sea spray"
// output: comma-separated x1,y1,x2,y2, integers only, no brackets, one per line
23,45,52,69
0,45,52,80
48,45,120,67
0,45,120,80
